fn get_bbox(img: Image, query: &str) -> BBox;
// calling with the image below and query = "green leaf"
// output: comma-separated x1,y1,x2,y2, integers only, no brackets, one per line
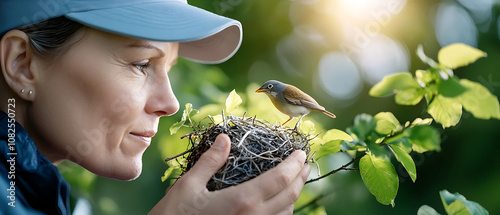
169,121,184,135
416,70,438,87
428,95,462,128
309,137,323,155
169,103,198,135
369,72,421,97
366,141,391,159
360,153,399,206
348,113,378,140
182,103,198,122
418,205,441,215
411,118,433,126
323,129,354,142
161,166,177,182
375,120,396,136
226,89,242,113
319,129,356,156
374,112,401,135
447,201,471,215
438,43,487,69
210,114,223,124
389,144,417,182
458,79,500,120
395,88,425,105
425,84,438,104
407,125,441,153
299,120,316,134
440,190,489,215
182,103,193,121
437,77,467,98
315,140,342,159
388,137,412,154
166,159,183,169
307,206,327,215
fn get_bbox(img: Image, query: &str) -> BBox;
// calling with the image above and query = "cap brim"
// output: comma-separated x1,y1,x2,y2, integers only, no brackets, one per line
65,1,242,64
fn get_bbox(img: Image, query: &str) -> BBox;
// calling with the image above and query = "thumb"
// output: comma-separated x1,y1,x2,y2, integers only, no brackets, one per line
185,134,231,189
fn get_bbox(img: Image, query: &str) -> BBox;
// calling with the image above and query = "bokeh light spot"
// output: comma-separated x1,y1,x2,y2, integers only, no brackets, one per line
317,52,362,101
354,35,410,85
457,0,493,24
435,3,478,47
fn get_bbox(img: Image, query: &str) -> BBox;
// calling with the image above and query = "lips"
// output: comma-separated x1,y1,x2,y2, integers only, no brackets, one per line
129,131,156,146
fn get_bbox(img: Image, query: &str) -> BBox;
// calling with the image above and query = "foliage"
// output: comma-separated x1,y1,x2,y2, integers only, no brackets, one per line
307,43,497,208
169,103,199,135
314,111,439,207
370,43,499,128
418,190,489,215
225,89,243,114
161,43,496,214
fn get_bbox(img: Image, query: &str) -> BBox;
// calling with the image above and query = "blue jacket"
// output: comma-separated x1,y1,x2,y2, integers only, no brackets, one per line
0,111,70,214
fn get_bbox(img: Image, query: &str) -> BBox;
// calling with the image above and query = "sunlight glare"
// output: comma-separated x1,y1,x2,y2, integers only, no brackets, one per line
337,0,376,17
335,0,406,22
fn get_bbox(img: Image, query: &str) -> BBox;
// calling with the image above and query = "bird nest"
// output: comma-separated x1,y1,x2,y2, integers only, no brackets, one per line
171,114,312,191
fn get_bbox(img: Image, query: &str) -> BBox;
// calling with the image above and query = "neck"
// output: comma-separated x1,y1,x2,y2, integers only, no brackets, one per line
0,87,63,164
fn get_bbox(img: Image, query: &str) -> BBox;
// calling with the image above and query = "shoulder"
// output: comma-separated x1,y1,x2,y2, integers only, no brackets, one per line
0,112,71,215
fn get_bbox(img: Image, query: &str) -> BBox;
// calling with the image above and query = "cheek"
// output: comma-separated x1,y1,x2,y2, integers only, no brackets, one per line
31,56,146,177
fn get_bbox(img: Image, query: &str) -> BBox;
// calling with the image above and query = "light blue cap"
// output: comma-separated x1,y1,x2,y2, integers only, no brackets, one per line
0,0,242,64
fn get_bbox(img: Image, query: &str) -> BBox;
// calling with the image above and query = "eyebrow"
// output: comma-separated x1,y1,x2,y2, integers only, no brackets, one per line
126,42,166,58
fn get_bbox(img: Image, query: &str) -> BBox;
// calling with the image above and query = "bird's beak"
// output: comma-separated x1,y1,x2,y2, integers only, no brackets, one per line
255,88,266,93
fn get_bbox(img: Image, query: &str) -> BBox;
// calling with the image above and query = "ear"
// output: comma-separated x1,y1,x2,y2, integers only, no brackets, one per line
1,30,37,101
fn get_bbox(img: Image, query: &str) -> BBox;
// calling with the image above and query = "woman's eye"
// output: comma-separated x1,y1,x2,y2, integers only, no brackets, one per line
132,60,150,73
135,64,147,71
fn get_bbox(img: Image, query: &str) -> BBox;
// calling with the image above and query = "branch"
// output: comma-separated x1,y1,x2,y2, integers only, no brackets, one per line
305,153,365,184
164,148,193,162
293,193,327,213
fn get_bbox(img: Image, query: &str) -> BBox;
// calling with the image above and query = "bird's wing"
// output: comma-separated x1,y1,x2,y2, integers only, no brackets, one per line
283,85,325,111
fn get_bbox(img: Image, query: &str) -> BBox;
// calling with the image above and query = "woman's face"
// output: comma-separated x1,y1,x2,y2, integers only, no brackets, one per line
31,28,179,180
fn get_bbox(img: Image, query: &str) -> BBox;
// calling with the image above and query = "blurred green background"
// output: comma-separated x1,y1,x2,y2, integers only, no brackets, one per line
59,0,500,214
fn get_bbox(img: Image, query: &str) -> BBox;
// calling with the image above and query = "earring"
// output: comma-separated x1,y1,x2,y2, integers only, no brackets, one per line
29,90,33,95
20,89,25,93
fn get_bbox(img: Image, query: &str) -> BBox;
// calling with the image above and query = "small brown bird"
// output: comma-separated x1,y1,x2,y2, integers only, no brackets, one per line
256,80,336,129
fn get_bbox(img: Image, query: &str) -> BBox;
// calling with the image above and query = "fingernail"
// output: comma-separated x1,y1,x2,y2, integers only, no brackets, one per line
295,150,306,161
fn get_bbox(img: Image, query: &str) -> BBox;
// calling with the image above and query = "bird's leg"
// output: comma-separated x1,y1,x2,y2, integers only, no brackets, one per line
294,115,304,131
282,116,294,126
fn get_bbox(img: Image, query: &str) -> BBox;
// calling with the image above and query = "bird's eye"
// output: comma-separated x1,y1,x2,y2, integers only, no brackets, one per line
267,84,273,89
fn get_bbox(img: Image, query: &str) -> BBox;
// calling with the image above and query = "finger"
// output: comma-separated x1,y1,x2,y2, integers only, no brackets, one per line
184,134,231,189
239,150,306,200
265,164,311,214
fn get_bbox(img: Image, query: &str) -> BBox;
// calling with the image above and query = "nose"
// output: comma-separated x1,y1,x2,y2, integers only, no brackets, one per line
146,74,179,117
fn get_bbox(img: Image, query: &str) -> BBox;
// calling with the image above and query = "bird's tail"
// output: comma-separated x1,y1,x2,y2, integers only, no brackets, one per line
321,110,336,118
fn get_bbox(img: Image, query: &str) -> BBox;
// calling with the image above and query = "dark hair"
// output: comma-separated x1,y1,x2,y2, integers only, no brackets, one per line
16,16,84,58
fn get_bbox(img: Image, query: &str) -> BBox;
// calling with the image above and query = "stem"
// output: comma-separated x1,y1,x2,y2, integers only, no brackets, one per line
305,153,365,184
379,126,407,146
293,193,327,213
164,148,193,162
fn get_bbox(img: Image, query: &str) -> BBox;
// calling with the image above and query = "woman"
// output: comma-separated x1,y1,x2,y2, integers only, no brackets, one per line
0,1,310,214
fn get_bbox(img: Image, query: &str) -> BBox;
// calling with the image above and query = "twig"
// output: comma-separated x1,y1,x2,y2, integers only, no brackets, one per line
293,193,327,213
180,115,312,191
165,148,193,162
237,130,253,147
305,153,365,184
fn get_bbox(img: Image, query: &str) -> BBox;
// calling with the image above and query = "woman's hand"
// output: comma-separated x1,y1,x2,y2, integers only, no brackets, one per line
149,134,311,215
